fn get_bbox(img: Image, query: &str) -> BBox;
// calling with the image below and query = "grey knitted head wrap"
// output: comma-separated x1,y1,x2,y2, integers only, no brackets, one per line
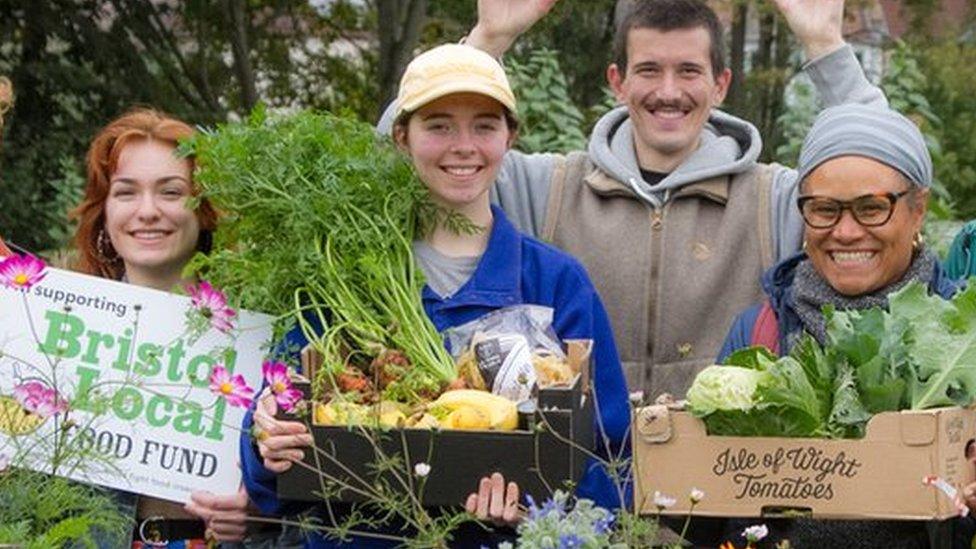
796,104,932,188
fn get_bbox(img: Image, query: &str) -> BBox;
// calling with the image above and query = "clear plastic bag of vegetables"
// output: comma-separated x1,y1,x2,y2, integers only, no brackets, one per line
443,305,574,403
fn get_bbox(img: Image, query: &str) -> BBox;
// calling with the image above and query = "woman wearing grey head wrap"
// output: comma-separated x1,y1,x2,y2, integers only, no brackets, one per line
710,103,963,549
719,101,951,360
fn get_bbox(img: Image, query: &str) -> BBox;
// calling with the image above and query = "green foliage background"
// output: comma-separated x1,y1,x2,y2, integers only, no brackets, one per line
0,469,130,548
1,0,974,253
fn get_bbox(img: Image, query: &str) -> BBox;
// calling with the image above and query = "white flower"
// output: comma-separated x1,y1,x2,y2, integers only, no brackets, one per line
0,453,8,472
689,487,705,504
743,524,769,542
653,490,676,509
414,462,431,478
628,391,645,405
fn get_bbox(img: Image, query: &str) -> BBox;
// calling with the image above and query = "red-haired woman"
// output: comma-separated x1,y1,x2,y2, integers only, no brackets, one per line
70,109,284,547
72,108,217,289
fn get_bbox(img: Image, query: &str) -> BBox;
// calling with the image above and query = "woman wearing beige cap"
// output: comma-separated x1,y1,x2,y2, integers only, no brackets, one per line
242,43,629,547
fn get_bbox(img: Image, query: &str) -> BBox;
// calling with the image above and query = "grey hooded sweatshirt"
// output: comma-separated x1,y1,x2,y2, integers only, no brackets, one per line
380,44,886,397
488,44,886,261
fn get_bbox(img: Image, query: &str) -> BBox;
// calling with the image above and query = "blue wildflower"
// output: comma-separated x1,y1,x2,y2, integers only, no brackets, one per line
539,496,565,519
558,534,584,548
524,493,542,521
593,512,615,535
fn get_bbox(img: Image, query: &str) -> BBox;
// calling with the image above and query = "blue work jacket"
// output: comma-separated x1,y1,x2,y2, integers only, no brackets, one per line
240,206,630,548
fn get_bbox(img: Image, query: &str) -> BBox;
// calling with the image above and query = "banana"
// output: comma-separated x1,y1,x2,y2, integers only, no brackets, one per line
431,390,518,431
442,406,491,430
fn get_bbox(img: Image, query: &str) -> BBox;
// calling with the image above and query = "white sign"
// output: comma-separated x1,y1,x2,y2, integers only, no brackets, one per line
0,267,271,503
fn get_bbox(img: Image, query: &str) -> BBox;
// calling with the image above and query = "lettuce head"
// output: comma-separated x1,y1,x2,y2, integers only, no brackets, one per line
687,365,767,416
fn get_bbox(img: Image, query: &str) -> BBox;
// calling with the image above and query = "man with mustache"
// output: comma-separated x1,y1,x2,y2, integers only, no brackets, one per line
382,0,887,399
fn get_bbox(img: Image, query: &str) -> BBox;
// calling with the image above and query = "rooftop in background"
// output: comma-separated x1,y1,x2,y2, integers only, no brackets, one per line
880,0,972,40
710,0,972,44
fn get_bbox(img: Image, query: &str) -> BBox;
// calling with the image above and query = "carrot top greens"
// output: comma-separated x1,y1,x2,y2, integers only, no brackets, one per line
185,108,475,403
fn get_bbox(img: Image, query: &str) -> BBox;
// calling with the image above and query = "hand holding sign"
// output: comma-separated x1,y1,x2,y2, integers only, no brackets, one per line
0,263,271,502
185,484,251,541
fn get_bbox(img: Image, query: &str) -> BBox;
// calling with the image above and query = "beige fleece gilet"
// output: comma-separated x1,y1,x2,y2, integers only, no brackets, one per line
542,152,776,398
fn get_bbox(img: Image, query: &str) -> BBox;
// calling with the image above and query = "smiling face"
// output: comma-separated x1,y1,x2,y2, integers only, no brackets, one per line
607,26,730,171
395,92,514,214
802,156,928,296
103,139,200,284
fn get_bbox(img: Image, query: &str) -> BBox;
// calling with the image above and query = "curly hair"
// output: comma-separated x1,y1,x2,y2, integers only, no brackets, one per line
71,108,217,280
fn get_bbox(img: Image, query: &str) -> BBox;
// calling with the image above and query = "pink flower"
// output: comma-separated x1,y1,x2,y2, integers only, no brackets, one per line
187,281,236,333
0,253,47,291
262,360,302,412
13,381,69,418
209,365,254,409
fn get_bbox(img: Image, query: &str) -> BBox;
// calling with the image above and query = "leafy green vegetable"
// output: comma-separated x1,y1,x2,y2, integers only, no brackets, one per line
827,361,871,438
828,281,976,411
756,353,825,435
185,108,472,402
824,305,909,413
893,283,976,409
690,280,976,439
690,343,836,438
686,364,769,416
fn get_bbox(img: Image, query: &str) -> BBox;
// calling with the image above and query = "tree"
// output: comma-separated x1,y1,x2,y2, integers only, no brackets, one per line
726,0,750,111
0,0,378,251
722,1,799,162
376,0,427,114
224,0,258,112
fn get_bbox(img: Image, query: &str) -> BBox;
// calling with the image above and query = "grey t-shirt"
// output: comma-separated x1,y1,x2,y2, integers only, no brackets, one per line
412,241,481,299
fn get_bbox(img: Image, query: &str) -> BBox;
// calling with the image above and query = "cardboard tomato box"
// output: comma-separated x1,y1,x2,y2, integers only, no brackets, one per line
276,341,595,507
633,405,976,520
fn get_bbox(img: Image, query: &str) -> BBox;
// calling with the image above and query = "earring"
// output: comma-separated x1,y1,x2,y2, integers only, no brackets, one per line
913,232,924,251
801,240,808,253
96,228,120,264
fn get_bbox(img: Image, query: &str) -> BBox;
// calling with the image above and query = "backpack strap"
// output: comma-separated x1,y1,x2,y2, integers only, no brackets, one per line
753,163,777,272
749,300,780,355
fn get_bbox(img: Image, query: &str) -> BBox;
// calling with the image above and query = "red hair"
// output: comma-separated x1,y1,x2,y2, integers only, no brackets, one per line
71,108,218,280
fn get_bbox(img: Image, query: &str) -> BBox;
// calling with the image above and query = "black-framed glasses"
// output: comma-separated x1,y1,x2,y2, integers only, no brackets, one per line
797,190,912,229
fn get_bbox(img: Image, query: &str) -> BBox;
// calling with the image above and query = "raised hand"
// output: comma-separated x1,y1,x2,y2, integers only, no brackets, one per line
772,0,845,60
467,0,560,57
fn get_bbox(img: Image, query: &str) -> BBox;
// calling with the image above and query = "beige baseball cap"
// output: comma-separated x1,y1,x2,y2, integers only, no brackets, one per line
394,44,517,120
